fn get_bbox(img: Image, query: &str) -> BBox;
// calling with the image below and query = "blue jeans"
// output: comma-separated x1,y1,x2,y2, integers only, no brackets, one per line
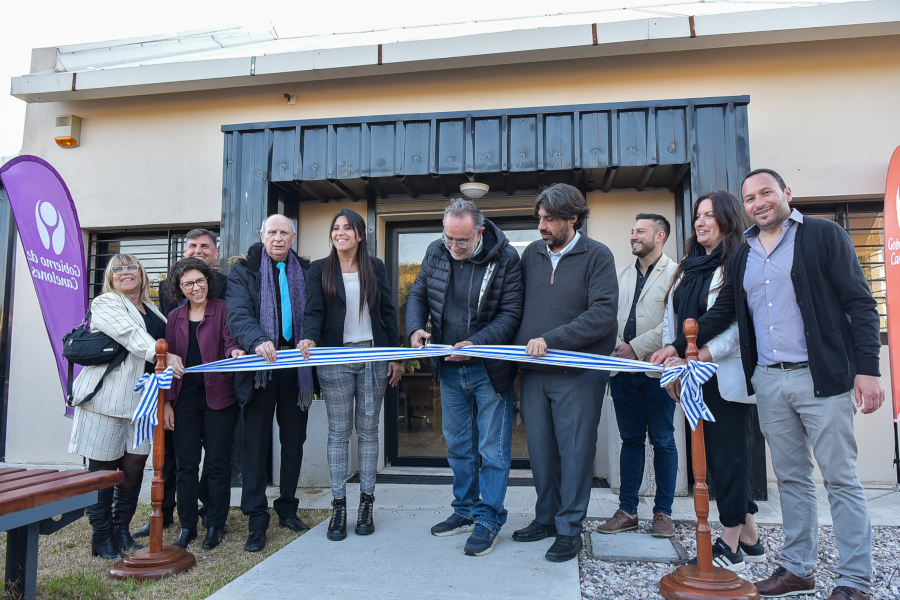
440,363,514,534
609,373,678,516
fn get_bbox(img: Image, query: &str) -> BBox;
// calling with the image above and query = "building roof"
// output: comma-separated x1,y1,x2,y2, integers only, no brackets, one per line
11,0,900,103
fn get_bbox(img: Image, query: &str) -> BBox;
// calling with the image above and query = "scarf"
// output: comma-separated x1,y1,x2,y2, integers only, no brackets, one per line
673,243,723,340
258,246,315,409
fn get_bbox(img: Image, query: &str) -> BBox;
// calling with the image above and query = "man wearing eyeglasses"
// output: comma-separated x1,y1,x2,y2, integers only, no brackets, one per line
406,198,523,557
133,228,227,540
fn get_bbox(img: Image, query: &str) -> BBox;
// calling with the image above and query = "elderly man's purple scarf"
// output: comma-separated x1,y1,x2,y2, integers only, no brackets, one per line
259,246,314,409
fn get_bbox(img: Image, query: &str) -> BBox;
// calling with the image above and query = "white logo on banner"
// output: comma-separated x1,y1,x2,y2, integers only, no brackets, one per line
35,200,65,255
896,187,900,230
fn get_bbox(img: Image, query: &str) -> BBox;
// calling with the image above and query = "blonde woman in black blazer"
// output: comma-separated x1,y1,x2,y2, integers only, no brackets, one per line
298,209,400,542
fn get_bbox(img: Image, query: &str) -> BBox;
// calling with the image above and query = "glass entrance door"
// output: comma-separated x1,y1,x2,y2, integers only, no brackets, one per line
385,220,541,468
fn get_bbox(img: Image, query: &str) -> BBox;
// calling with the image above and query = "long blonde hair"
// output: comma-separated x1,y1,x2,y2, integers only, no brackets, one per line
102,253,152,304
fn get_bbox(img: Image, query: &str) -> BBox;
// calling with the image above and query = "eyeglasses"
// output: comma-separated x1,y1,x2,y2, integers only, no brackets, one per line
111,264,140,275
442,232,478,249
180,277,208,290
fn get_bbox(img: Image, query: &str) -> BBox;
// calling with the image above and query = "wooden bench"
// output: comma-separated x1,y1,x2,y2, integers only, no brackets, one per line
0,467,125,599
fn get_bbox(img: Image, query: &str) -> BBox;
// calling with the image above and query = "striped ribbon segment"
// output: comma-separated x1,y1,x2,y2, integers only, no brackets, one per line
659,360,718,430
132,369,173,449
130,345,718,447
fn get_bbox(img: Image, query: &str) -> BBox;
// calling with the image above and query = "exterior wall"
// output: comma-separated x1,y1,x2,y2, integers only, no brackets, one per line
10,35,899,482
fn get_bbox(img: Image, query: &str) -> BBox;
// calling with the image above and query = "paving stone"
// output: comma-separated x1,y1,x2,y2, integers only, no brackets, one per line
586,531,682,563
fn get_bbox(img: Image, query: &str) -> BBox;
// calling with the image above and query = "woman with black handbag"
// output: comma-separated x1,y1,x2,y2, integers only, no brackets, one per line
297,209,401,541
162,257,244,550
68,253,182,558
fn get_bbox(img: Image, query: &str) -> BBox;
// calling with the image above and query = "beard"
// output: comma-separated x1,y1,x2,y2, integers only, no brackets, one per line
631,240,654,258
542,229,570,249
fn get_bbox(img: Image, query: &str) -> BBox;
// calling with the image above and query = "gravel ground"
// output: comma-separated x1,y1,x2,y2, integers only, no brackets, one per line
579,520,900,600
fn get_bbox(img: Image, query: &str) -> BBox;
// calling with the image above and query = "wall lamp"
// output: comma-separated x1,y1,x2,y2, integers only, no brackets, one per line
54,115,81,148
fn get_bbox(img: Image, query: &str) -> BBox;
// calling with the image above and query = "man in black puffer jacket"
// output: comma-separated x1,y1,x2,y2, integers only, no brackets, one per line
406,198,523,557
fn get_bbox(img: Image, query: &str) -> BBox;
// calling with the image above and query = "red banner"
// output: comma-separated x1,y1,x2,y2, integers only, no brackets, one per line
884,146,900,422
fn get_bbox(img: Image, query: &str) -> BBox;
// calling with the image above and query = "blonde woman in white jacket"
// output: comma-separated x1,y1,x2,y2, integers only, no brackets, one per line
654,191,763,572
69,253,182,559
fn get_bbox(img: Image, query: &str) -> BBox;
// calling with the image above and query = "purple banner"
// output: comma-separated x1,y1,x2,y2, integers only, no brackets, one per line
0,156,88,413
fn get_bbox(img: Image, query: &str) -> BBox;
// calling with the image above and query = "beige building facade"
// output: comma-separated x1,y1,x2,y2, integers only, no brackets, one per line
7,2,900,485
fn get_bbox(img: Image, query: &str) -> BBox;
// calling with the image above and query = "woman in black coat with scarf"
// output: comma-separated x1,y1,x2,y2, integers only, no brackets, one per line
297,209,401,542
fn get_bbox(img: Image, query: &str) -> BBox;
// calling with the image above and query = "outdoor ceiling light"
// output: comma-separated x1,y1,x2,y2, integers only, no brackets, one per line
54,115,82,148
460,182,489,198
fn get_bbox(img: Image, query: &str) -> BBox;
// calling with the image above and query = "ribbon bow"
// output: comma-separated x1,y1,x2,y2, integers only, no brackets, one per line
131,367,173,449
659,360,718,430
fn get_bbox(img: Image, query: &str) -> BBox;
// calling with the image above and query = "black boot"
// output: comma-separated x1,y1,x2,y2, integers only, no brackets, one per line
203,527,225,550
132,511,174,539
172,528,197,548
86,487,125,559
112,486,143,552
355,493,375,536
327,497,347,541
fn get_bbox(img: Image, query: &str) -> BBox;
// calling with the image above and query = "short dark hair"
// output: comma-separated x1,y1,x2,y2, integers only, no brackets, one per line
741,168,787,193
167,257,217,303
635,213,671,240
534,184,590,230
185,228,218,245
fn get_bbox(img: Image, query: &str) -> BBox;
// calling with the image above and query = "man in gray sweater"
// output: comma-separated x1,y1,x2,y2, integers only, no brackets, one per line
511,184,619,562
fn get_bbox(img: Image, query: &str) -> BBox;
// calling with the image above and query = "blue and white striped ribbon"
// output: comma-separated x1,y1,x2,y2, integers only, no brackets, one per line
659,360,718,430
132,369,174,448
131,345,718,447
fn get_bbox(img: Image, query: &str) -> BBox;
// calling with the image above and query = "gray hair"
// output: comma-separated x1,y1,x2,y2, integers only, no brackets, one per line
185,228,218,246
534,184,590,230
260,214,296,235
443,198,485,231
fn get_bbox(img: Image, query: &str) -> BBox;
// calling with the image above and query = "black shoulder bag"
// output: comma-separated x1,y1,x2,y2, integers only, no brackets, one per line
62,310,128,407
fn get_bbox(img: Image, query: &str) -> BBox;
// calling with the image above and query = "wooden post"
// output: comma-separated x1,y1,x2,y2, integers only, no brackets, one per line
110,339,196,581
659,319,758,600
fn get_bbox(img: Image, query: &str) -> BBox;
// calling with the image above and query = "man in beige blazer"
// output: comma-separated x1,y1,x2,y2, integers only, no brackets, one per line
598,213,679,538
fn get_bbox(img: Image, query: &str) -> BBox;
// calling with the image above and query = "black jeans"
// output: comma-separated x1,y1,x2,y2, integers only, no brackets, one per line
240,368,310,532
173,391,239,530
702,375,758,528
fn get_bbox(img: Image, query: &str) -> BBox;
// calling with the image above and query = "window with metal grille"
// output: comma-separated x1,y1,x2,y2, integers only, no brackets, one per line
792,201,885,341
88,229,220,307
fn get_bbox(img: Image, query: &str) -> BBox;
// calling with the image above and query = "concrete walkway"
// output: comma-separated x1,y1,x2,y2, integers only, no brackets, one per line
206,469,900,600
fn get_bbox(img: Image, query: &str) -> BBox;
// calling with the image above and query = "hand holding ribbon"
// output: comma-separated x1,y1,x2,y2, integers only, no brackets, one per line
659,360,718,430
131,367,173,449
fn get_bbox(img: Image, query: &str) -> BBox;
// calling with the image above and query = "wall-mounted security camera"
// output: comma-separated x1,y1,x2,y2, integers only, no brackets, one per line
284,93,296,105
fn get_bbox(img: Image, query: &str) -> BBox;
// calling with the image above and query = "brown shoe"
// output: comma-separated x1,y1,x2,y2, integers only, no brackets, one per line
826,586,870,600
755,566,815,597
650,513,674,538
596,509,638,534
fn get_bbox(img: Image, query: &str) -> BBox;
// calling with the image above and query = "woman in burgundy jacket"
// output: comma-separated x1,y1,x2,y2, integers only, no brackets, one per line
164,257,245,550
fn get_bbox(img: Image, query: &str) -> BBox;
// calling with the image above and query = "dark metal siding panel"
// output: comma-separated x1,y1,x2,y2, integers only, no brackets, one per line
694,105,729,196
369,123,395,177
270,128,296,182
509,116,537,172
403,121,431,176
473,118,501,173
733,104,752,194
301,127,328,181
221,130,271,266
656,108,686,165
336,124,362,179
618,110,647,168
580,112,610,169
544,114,574,171
436,120,465,174
220,131,241,267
